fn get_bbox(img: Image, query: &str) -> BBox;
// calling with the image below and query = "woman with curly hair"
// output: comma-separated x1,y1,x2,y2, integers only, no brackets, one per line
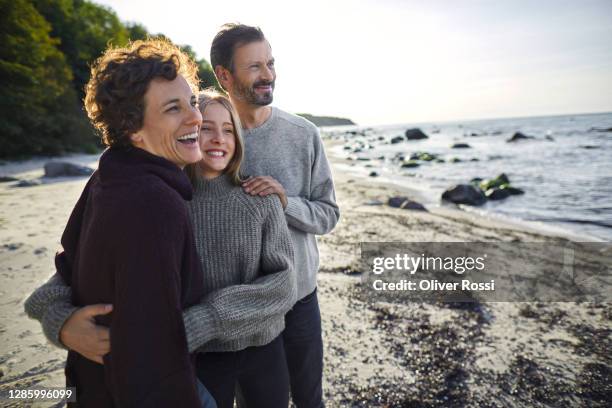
28,39,212,407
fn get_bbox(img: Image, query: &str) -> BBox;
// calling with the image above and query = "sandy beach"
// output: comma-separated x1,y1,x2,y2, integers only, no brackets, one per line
0,146,609,407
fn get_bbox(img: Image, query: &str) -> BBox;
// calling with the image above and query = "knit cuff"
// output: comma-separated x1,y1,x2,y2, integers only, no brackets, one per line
24,281,72,321
41,302,79,350
284,197,303,221
182,305,221,353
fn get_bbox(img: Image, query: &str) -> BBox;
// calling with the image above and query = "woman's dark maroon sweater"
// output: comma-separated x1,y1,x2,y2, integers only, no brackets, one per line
56,147,205,407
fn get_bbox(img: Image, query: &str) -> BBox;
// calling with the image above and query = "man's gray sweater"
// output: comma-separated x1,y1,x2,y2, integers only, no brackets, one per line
242,107,340,300
24,173,297,353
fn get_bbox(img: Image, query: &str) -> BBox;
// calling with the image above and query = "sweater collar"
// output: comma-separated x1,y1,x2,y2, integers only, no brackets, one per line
194,173,236,199
98,146,193,200
242,107,277,136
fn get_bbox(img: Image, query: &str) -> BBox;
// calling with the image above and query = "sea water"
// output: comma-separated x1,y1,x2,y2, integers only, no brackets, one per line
324,112,612,241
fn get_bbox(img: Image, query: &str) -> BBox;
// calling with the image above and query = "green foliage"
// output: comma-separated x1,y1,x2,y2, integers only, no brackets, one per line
0,0,94,158
1,0,218,158
32,0,129,97
126,22,149,41
179,44,221,91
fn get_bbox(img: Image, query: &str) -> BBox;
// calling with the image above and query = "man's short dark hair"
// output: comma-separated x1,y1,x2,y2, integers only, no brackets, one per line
210,23,265,72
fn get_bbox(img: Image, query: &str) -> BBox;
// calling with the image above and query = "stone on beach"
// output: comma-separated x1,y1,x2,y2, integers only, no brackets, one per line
44,161,94,178
0,176,19,183
387,196,427,211
404,128,429,140
442,184,487,206
14,179,42,187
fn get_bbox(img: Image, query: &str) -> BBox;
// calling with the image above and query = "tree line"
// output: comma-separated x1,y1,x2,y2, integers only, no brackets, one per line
0,0,219,159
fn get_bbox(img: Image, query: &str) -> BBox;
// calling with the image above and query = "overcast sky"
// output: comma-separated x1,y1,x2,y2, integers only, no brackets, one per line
95,0,612,125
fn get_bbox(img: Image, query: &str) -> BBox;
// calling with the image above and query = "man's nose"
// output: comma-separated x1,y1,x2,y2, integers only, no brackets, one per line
261,65,274,82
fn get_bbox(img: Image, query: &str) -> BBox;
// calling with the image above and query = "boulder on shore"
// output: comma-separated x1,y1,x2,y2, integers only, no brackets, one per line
405,128,429,140
442,184,486,206
0,176,19,183
390,135,404,144
44,162,94,178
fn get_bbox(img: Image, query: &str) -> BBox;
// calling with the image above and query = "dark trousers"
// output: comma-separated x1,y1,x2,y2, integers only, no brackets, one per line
283,288,324,408
196,335,289,408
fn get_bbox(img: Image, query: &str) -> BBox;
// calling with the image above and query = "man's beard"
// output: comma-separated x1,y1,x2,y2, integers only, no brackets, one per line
234,79,275,106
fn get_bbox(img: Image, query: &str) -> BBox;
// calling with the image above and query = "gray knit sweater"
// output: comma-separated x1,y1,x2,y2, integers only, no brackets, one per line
242,107,340,300
24,173,297,353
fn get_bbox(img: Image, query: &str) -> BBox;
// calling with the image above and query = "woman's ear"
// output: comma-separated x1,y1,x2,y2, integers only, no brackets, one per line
130,132,143,144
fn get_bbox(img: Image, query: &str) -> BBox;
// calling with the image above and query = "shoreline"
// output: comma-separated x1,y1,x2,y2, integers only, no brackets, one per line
324,138,605,244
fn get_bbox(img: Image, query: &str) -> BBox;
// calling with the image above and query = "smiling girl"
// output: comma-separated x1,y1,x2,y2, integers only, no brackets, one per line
182,89,297,408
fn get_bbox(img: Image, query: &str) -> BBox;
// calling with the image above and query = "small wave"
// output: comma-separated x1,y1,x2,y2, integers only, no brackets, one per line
534,218,612,229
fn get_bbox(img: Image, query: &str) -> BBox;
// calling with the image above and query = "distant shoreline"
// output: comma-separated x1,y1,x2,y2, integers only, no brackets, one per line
297,113,356,127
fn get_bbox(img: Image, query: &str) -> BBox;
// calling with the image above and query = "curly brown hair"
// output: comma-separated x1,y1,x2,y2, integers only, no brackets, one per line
84,39,200,148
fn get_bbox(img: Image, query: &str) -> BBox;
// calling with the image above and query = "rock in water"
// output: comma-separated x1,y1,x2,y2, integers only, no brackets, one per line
503,186,525,195
369,171,379,177
479,173,510,190
404,128,429,140
390,136,404,144
485,187,511,200
44,162,94,178
451,143,471,148
400,160,420,168
506,132,534,142
442,184,487,206
588,127,612,133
